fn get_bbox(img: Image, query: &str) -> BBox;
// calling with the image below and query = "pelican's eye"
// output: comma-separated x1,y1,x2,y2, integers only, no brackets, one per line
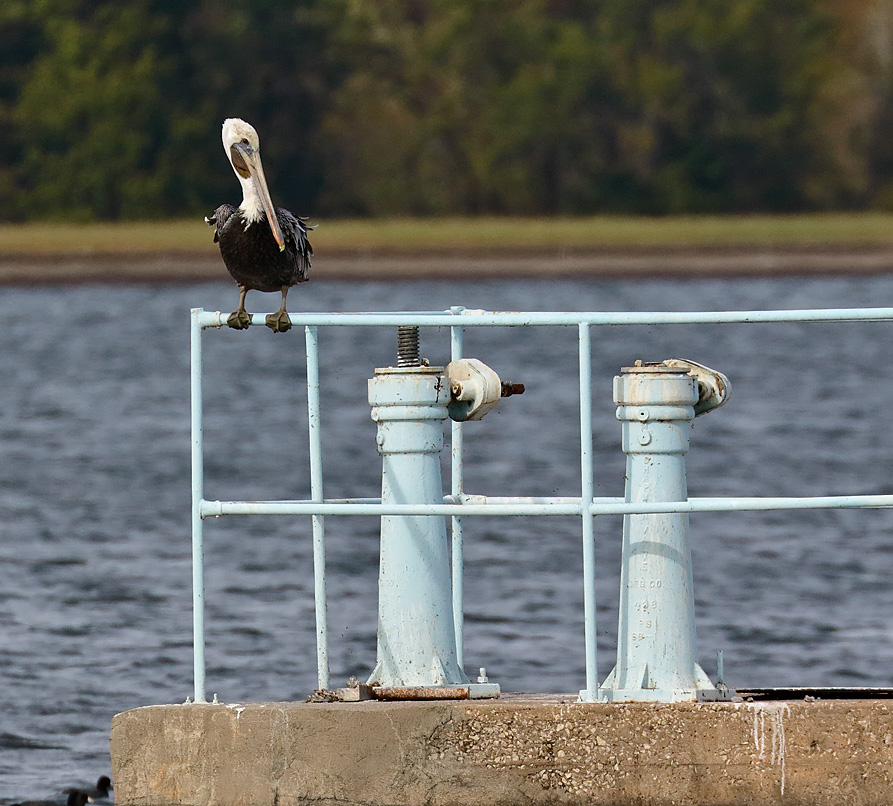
241,138,250,145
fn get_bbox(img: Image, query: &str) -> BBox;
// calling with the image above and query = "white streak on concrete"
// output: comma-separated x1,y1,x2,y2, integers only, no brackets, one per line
751,703,791,795
225,703,246,719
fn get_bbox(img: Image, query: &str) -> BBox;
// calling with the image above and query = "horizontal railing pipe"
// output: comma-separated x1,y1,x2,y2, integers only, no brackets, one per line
595,494,893,514
449,495,582,506
197,307,893,330
200,493,893,519
201,500,586,517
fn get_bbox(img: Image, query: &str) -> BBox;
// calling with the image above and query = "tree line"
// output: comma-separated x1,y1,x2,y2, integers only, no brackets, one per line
2,0,892,221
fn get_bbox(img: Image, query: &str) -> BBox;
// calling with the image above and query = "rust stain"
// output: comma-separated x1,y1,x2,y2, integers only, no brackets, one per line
373,686,470,700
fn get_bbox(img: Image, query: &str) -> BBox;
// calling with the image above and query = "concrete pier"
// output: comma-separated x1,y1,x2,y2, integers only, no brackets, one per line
111,695,893,806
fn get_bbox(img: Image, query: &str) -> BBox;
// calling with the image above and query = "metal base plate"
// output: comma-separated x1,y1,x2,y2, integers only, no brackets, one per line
373,683,500,700
593,686,737,703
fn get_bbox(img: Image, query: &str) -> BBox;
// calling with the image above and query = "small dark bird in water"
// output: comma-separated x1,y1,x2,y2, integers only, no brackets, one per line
206,118,312,333
11,791,92,806
64,776,112,801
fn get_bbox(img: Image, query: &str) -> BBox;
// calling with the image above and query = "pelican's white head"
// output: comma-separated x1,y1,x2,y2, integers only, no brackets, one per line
222,118,260,178
220,118,285,249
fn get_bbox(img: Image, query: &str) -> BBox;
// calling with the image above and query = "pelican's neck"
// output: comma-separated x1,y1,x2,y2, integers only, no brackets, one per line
236,173,265,224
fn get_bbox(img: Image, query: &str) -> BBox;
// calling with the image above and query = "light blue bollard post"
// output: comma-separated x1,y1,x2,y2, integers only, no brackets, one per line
600,361,732,702
367,363,499,697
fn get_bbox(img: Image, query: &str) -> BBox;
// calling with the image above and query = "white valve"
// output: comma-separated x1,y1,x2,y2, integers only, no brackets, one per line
663,358,731,415
446,359,503,421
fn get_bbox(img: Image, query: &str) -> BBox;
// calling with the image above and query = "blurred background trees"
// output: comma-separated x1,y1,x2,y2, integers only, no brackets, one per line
1,0,891,220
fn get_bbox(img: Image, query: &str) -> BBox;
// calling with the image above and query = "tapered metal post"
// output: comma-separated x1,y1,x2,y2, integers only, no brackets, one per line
600,362,730,702
367,365,468,688
305,326,329,692
190,308,206,703
577,323,599,702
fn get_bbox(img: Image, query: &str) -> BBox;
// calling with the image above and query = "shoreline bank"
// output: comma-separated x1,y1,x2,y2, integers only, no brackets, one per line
3,245,893,284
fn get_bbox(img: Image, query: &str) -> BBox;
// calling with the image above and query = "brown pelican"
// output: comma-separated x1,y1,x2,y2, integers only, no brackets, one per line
205,118,312,332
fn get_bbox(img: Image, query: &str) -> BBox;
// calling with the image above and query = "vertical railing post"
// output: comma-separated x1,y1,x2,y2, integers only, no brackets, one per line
450,313,465,670
190,308,206,703
578,322,599,702
305,326,329,692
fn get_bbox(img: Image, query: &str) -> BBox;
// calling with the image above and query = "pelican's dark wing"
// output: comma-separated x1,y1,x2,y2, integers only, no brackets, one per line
277,208,313,282
205,204,238,244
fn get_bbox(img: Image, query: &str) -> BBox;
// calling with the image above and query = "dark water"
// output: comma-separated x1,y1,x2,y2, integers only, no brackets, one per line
3,274,893,800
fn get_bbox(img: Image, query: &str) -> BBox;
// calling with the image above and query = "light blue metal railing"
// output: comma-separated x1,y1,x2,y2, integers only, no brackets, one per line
190,305,893,704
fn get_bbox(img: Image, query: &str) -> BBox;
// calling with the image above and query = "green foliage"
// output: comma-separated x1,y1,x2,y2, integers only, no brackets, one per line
0,0,883,219
319,0,861,214
2,0,328,220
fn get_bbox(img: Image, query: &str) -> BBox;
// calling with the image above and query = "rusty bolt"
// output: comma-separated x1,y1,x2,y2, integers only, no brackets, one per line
500,382,525,397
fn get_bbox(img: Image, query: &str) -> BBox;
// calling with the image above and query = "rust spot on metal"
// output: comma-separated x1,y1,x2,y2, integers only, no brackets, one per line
372,686,470,700
500,382,525,397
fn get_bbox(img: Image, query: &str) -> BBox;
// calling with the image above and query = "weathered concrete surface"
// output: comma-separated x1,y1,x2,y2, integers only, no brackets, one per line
110,695,893,806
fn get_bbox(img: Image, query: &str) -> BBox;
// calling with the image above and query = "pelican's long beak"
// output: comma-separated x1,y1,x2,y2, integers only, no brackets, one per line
230,141,286,251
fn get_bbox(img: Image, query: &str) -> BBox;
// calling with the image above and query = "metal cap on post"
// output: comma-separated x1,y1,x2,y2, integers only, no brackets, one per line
600,360,734,703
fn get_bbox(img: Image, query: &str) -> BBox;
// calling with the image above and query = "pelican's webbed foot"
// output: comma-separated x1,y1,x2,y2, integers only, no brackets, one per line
227,309,252,330
265,310,292,333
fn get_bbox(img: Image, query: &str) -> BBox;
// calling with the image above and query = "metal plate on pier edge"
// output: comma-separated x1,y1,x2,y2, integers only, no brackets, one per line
738,687,893,700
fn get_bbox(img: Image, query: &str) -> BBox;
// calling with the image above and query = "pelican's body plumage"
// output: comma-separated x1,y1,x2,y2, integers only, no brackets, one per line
206,118,312,332
208,202,311,292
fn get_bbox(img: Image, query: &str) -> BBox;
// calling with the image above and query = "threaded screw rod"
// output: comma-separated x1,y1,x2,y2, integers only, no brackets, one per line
397,326,421,367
